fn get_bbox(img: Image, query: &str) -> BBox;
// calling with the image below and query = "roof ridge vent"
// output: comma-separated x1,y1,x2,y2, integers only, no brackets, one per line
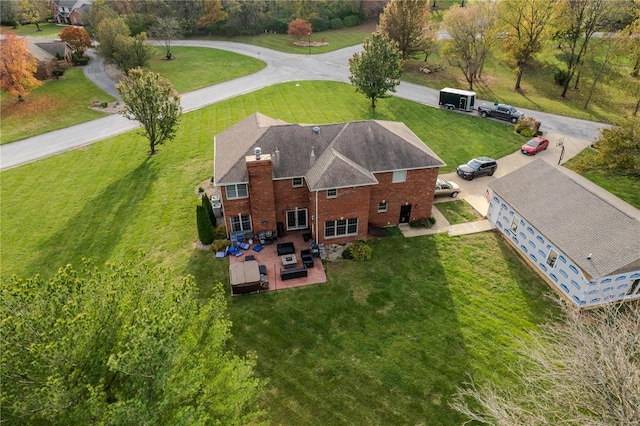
312,126,320,134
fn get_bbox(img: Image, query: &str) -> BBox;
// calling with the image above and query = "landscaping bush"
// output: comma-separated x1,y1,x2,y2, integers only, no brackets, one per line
554,68,569,86
329,18,344,30
201,194,217,227
343,15,360,27
520,128,536,137
52,67,65,79
310,17,330,32
100,101,108,108
409,216,436,228
342,240,372,261
208,239,228,253
213,225,227,240
196,205,214,245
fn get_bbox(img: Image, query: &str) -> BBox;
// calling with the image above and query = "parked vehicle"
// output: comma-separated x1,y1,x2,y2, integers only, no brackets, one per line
521,137,549,155
477,103,524,124
456,157,497,180
435,178,460,197
439,87,476,112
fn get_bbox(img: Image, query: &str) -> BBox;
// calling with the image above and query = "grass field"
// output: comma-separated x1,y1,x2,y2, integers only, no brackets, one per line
0,79,560,425
146,46,266,93
0,68,114,144
2,22,65,38
436,200,483,224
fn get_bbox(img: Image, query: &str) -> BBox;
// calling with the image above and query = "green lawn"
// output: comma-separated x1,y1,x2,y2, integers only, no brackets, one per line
436,200,483,224
0,80,559,425
205,21,377,55
0,68,114,144
2,22,65,38
565,148,640,209
146,46,266,93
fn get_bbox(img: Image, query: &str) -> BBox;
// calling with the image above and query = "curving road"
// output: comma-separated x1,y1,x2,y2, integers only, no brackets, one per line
0,41,607,171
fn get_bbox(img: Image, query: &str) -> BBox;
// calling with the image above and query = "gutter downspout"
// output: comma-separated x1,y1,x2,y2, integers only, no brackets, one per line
315,190,319,242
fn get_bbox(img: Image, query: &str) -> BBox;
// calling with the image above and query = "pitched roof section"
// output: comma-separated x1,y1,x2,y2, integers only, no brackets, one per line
214,113,286,184
488,159,640,278
214,113,445,190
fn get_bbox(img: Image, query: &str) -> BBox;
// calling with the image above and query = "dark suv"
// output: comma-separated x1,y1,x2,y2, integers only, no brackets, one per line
456,157,497,180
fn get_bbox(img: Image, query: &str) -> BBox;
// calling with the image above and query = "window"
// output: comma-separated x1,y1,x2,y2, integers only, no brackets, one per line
225,183,248,200
292,177,303,187
230,214,252,232
392,170,407,183
546,249,558,268
286,209,307,230
327,188,337,198
510,216,519,233
378,202,388,213
325,218,358,238
627,279,640,296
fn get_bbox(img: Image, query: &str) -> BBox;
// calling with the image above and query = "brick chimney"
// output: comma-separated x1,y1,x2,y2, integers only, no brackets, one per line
246,151,277,232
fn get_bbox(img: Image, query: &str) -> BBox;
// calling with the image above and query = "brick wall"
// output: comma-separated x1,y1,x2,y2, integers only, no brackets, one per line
316,186,371,245
246,156,277,234
273,178,312,231
368,168,439,227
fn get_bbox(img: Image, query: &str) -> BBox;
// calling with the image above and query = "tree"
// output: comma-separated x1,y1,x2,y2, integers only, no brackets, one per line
0,30,42,101
117,68,182,155
196,0,228,31
113,32,156,71
288,18,312,42
497,0,556,90
419,22,438,63
348,33,403,109
441,3,497,90
197,204,215,244
0,0,21,28
95,16,132,64
377,0,430,60
572,120,640,176
452,301,640,426
150,16,182,60
19,0,49,31
58,26,92,56
0,256,266,424
554,0,621,98
202,193,217,227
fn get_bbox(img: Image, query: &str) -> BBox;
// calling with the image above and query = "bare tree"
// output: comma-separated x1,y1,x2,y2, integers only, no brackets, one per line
441,3,497,90
497,0,556,90
150,16,182,60
452,300,640,425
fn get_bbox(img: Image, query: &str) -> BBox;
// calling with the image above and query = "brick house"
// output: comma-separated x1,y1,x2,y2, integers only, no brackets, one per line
487,159,640,308
49,0,92,26
213,113,445,245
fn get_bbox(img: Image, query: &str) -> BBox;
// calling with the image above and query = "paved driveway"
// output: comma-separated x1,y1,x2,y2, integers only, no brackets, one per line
0,40,607,171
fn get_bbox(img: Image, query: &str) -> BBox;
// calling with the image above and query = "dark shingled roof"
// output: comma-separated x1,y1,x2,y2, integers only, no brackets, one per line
214,113,445,190
488,159,640,278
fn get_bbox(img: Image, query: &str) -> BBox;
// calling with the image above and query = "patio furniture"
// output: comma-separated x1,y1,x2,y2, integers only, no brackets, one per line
257,230,276,245
300,249,314,268
280,266,308,281
309,240,320,258
253,245,263,252
228,246,243,257
281,254,297,269
277,242,295,256
215,246,229,258
245,255,256,261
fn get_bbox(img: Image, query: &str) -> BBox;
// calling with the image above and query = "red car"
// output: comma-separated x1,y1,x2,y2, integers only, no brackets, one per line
521,137,549,155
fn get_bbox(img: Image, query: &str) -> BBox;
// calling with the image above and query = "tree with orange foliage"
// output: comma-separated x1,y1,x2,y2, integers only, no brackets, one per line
196,0,227,31
0,31,42,101
59,26,92,56
288,19,312,42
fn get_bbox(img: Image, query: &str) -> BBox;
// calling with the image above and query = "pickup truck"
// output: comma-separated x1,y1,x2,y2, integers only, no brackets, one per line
477,103,524,124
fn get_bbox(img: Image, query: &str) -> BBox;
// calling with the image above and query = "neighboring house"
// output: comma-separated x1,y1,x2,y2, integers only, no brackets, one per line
49,0,92,26
487,159,640,308
25,36,72,79
213,113,445,245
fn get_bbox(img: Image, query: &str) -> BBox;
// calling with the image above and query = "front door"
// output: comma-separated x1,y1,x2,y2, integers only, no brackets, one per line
399,204,412,224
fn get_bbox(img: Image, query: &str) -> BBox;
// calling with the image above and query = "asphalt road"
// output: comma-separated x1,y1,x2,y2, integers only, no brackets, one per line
0,41,608,171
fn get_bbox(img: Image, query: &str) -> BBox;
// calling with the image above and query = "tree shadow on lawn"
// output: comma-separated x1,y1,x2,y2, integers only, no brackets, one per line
25,158,158,278
217,235,475,425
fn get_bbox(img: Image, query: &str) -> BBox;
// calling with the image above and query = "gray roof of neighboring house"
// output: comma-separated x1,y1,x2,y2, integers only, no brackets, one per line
25,36,68,61
488,159,640,278
214,112,445,190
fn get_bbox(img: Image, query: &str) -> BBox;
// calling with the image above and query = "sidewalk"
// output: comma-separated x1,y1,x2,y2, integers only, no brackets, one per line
399,197,493,238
